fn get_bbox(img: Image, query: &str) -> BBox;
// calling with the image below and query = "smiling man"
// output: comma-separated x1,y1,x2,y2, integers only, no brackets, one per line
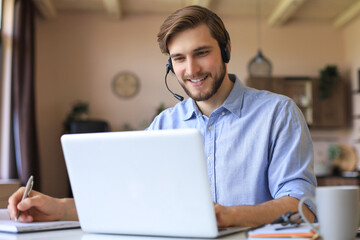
149,5,317,227
8,5,316,228
167,24,231,116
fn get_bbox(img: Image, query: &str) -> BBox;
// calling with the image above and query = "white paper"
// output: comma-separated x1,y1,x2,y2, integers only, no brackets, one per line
0,220,80,233
0,209,80,233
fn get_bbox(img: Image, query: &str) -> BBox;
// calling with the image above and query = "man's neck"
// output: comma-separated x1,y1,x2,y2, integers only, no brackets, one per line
196,74,234,117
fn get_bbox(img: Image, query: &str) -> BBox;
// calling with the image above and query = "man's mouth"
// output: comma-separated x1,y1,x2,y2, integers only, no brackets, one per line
187,75,208,83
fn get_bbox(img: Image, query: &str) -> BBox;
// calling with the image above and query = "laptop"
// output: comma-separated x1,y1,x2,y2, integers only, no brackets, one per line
61,128,248,238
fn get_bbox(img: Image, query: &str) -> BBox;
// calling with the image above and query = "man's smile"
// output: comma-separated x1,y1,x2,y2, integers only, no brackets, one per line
185,75,209,84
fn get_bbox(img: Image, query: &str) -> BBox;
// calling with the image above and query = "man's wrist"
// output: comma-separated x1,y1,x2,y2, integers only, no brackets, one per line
59,198,78,221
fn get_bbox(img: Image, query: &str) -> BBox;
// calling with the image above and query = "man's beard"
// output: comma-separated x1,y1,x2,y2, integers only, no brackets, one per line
179,62,226,102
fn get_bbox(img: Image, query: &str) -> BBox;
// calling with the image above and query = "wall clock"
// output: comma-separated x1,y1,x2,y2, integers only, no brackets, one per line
112,72,140,99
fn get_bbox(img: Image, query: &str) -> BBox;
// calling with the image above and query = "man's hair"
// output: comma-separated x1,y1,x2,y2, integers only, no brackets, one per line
157,5,230,54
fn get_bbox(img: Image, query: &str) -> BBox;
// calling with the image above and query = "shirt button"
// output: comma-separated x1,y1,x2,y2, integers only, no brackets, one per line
221,111,225,115
207,156,213,161
208,126,213,130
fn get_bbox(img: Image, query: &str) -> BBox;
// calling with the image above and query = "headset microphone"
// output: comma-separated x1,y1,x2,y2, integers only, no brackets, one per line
165,58,184,101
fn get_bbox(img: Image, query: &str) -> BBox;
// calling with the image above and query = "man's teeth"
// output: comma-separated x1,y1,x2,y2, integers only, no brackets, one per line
189,76,206,83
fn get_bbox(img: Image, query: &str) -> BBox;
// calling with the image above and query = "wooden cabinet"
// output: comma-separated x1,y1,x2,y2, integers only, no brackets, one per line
246,77,349,128
311,78,349,128
317,176,360,186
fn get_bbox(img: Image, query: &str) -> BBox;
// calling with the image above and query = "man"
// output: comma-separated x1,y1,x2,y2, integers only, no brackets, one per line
8,5,316,227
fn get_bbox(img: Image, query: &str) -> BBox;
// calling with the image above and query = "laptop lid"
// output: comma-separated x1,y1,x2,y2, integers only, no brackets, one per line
61,129,225,238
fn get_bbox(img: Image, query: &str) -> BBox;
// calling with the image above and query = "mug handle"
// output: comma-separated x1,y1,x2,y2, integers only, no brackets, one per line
298,196,320,235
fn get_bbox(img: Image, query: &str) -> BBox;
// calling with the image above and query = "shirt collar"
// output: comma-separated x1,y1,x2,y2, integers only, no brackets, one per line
221,74,244,118
182,74,245,120
183,99,200,121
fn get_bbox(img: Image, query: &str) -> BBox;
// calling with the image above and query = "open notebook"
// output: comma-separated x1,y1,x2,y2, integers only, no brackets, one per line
0,209,80,233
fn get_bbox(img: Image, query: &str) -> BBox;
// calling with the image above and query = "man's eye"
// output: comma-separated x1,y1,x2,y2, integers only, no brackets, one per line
173,57,184,62
197,51,209,56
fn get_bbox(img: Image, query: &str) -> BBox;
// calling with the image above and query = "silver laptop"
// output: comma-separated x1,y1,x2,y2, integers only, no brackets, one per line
61,129,248,238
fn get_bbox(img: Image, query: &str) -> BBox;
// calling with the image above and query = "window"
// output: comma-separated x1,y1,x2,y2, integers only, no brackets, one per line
0,0,15,179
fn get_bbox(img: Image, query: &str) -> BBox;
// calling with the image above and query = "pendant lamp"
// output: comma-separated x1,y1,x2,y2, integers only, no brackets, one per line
248,0,272,77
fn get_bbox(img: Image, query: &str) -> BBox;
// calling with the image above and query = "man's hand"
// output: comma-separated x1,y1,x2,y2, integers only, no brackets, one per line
214,197,315,228
214,203,235,228
7,187,78,222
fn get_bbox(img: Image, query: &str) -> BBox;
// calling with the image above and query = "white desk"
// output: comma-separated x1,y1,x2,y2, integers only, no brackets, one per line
0,229,248,240
1,228,359,240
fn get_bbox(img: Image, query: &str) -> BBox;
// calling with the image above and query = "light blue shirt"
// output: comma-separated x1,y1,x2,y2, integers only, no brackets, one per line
147,74,316,212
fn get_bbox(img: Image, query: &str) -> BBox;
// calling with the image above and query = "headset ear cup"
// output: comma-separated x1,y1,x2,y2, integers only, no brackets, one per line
221,43,231,63
221,29,231,63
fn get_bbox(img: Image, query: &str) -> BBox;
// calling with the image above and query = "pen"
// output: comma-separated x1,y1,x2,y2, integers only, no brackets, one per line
15,175,34,221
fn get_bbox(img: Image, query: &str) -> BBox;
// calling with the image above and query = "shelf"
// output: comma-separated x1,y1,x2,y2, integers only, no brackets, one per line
317,175,360,186
246,76,348,128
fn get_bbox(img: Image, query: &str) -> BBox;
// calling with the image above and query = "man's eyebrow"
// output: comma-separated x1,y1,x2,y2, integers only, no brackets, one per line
170,46,214,59
193,46,213,52
170,53,183,59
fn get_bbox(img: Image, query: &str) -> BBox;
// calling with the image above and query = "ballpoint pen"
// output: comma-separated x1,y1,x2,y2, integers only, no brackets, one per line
15,175,34,221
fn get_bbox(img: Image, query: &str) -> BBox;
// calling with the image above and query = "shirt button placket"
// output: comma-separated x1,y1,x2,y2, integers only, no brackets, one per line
206,122,216,201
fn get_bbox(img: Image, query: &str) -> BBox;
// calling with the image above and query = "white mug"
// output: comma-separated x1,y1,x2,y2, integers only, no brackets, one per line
299,186,360,240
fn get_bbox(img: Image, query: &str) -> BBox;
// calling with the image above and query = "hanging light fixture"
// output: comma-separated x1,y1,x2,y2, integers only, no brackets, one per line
248,0,272,77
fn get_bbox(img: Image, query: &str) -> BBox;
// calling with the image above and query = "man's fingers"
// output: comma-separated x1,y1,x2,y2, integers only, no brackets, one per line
8,187,26,218
18,214,33,223
8,187,25,205
214,203,221,213
17,193,42,211
7,204,16,220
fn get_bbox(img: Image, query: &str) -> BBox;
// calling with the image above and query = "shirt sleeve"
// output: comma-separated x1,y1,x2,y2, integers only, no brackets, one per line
146,111,169,131
267,99,317,214
146,115,160,131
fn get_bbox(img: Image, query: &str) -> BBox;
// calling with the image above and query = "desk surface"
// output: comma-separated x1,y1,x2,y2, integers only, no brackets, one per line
1,228,360,240
0,229,248,240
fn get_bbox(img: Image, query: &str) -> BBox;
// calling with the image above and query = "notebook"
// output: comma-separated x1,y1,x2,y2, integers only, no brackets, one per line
0,209,80,233
247,223,317,239
61,129,248,238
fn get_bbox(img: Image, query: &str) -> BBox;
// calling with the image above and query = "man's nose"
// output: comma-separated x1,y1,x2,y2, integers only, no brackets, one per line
186,58,200,76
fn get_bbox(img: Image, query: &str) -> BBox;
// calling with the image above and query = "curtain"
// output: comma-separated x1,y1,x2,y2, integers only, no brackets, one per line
12,0,40,189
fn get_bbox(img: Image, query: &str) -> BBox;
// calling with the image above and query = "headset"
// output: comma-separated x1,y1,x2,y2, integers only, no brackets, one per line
165,58,184,101
165,29,231,101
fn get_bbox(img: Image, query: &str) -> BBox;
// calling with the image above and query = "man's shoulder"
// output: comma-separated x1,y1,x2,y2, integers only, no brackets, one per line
244,86,294,106
157,99,192,116
240,86,303,123
147,99,194,130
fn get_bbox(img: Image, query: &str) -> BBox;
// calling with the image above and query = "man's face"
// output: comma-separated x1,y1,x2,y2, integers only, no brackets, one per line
167,24,226,102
